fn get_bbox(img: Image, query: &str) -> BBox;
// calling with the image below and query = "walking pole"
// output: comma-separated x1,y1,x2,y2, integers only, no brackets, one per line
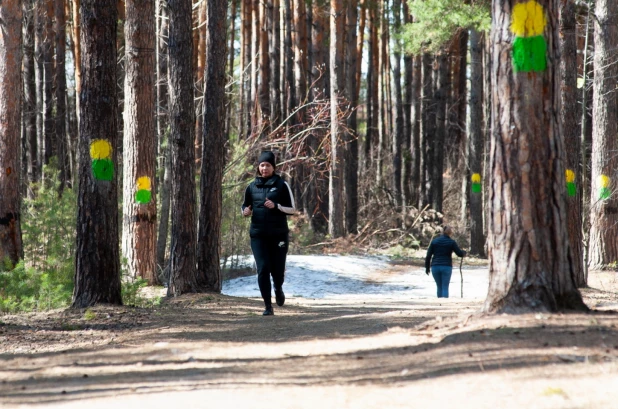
460,256,464,298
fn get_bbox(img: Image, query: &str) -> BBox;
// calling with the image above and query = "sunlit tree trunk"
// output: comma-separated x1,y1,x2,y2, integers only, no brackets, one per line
484,0,586,313
240,0,251,137
122,0,157,284
259,0,271,125
0,0,24,266
197,0,227,292
391,0,403,209
42,0,55,171
70,0,81,129
411,54,421,207
587,0,618,270
73,0,122,307
269,0,281,125
329,0,344,237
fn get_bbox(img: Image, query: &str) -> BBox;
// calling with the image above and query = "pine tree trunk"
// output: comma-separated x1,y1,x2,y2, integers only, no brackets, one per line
156,140,171,278
447,31,467,173
431,53,448,212
73,0,122,307
421,53,435,207
364,5,378,166
467,29,485,257
71,0,81,129
251,0,259,129
329,0,344,237
167,0,199,296
269,0,281,125
122,0,157,284
401,2,412,208
156,0,168,187
344,0,358,234
484,0,586,313
391,0,403,209
411,54,421,207
284,0,295,120
375,0,386,185
225,0,237,140
43,0,55,170
0,0,24,267
55,0,68,192
587,0,618,270
35,0,44,181
195,0,206,171
23,0,38,186
197,0,228,292
240,0,251,137
559,0,584,285
259,0,271,124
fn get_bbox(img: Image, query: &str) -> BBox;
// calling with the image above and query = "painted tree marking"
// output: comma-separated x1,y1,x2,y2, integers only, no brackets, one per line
135,176,152,204
598,174,611,200
565,169,576,197
511,0,547,72
90,139,114,181
471,173,482,193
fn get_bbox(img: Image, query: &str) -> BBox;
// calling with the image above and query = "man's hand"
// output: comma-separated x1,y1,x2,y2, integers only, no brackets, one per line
242,205,252,217
264,199,276,209
425,269,430,275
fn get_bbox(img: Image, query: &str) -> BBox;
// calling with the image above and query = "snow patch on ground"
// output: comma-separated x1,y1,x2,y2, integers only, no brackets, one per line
222,255,489,300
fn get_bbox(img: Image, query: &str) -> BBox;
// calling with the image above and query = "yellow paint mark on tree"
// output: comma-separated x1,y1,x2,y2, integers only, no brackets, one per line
511,0,546,37
566,169,576,197
137,176,151,191
135,176,152,204
89,139,112,160
598,174,611,200
471,173,482,193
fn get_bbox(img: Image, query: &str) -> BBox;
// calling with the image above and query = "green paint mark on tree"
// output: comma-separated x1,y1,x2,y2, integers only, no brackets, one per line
567,182,576,197
135,190,152,204
600,187,611,200
512,36,547,73
471,183,482,193
91,159,114,181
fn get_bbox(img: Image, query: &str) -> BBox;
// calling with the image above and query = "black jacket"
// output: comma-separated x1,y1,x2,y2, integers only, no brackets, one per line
242,174,295,237
425,234,466,270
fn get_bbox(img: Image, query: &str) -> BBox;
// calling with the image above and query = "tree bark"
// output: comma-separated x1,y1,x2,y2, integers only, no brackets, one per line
55,0,68,192
401,1,412,209
122,0,157,284
344,0,358,234
328,0,344,237
431,53,448,213
71,0,81,129
0,0,24,266
587,0,618,270
240,0,251,137
197,0,228,292
73,0,122,307
391,0,403,209
259,0,271,125
411,54,421,207
559,0,584,285
167,0,199,296
484,0,586,313
23,0,38,187
269,0,281,126
43,0,55,171
420,53,435,207
467,29,485,257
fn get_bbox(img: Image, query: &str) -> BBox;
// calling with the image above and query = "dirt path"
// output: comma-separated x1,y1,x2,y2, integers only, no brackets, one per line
1,266,618,408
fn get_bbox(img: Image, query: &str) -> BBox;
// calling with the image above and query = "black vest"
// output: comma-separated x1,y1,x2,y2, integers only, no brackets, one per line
248,174,289,237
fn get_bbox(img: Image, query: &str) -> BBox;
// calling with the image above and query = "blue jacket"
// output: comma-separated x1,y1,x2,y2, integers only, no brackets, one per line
425,234,466,271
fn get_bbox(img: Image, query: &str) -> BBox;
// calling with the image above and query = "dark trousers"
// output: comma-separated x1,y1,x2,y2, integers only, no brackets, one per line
251,235,288,306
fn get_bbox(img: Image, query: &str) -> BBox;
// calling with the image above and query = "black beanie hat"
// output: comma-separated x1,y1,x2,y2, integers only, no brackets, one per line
258,151,276,168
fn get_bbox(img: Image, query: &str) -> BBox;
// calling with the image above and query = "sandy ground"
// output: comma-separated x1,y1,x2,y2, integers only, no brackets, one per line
1,262,618,408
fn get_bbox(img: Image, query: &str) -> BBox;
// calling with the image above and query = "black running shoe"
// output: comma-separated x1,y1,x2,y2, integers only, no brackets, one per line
275,289,285,307
263,307,274,316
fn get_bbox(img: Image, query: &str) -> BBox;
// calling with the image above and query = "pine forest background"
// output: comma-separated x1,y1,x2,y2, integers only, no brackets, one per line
0,0,610,312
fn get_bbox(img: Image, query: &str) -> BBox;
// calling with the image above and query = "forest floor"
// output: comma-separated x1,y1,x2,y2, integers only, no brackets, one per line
1,257,618,408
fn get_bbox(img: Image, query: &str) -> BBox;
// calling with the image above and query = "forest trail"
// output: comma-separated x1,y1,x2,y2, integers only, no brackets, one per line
1,259,618,408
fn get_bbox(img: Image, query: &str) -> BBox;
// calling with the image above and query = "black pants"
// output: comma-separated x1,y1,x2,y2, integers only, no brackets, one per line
251,234,288,306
